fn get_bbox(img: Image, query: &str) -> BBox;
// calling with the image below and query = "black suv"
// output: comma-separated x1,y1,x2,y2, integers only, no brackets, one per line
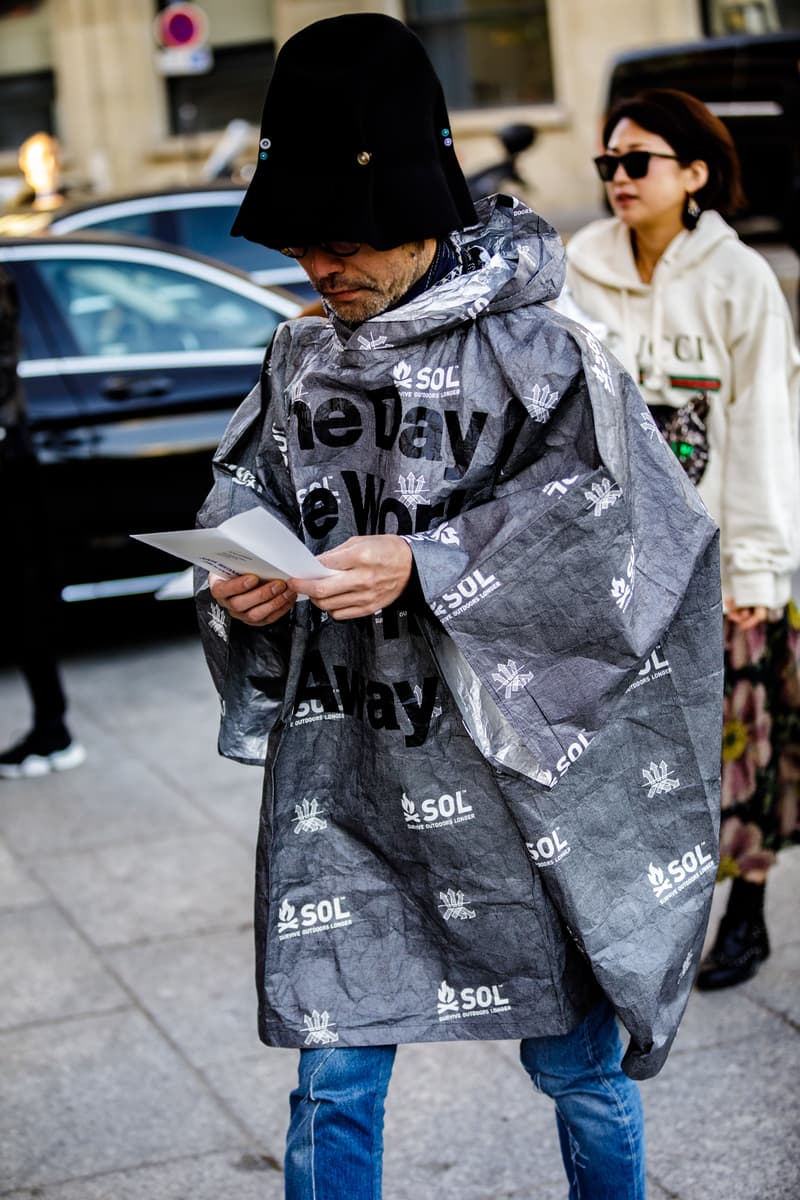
605,32,800,250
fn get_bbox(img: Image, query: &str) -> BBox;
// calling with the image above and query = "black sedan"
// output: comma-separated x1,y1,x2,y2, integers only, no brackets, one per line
1,233,301,602
47,184,316,300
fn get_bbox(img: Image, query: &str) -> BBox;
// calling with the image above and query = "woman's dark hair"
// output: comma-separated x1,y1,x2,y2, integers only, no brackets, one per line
602,88,746,216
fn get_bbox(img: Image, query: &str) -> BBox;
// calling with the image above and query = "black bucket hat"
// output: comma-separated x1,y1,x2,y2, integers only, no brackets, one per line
231,13,478,251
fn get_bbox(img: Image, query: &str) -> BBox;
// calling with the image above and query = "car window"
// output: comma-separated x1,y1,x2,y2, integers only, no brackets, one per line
175,205,295,276
14,290,51,360
70,212,158,240
34,257,280,356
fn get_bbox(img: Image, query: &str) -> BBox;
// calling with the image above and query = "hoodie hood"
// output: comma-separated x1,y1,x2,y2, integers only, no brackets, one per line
566,210,737,294
565,211,739,395
326,194,566,353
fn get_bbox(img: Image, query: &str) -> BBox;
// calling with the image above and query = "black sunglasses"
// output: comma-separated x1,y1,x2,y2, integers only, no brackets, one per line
593,150,680,182
279,241,361,259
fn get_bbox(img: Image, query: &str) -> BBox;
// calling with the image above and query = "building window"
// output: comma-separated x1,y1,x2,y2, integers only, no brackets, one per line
702,0,800,33
166,41,275,135
406,0,553,110
0,1,55,151
155,0,275,135
0,70,55,150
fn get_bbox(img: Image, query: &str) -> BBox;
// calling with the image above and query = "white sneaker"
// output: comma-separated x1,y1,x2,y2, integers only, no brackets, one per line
0,734,87,780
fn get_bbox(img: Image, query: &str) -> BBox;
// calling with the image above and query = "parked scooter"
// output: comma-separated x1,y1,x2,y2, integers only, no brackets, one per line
465,123,537,202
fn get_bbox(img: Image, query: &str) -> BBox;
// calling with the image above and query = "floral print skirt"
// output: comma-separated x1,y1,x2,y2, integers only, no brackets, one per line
720,602,800,878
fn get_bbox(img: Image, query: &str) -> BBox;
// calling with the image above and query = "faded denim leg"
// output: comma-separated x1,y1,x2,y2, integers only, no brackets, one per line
284,1044,397,1200
519,999,646,1200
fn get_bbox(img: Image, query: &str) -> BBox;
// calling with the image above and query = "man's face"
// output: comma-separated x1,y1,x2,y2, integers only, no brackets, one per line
295,239,436,324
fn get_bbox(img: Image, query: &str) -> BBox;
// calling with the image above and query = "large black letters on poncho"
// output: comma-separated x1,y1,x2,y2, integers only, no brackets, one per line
196,197,722,1078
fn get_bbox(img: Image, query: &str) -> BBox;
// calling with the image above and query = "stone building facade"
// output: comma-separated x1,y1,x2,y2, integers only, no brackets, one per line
0,1,721,232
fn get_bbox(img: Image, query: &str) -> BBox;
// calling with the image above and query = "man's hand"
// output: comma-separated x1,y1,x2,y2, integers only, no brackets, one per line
290,535,413,620
209,572,297,626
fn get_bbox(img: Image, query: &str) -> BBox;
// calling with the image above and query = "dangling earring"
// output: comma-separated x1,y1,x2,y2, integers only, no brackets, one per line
684,193,701,230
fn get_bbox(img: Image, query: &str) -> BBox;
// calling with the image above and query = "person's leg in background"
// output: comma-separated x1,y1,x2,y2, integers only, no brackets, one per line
698,608,800,989
0,447,85,778
520,998,646,1200
284,1043,397,1200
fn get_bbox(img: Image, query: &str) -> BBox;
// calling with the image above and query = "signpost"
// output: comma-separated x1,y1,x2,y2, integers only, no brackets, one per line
154,3,212,76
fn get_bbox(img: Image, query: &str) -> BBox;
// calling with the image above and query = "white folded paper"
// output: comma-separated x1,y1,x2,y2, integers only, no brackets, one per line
132,507,335,582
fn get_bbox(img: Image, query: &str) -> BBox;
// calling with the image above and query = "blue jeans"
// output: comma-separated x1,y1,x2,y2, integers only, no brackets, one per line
284,999,645,1200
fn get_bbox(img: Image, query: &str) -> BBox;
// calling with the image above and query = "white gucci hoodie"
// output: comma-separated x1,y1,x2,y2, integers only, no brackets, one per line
563,210,800,608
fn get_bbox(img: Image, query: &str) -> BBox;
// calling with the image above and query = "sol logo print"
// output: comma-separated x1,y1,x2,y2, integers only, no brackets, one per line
277,895,352,941
556,730,592,777
432,569,501,621
402,788,474,830
626,646,671,694
647,842,715,904
437,979,511,1022
392,360,461,398
526,827,571,867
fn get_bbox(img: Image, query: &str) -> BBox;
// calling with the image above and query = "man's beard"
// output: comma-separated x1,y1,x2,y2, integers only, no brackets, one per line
319,279,388,325
315,242,434,325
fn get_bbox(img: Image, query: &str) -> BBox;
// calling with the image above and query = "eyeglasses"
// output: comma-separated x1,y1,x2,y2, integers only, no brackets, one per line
593,151,680,183
279,242,362,259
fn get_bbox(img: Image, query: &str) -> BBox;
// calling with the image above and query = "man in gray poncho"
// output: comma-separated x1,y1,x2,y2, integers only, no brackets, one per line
197,14,722,1200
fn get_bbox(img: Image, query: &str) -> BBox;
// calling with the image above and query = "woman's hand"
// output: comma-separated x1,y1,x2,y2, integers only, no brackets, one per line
290,535,413,620
209,572,297,626
725,602,769,632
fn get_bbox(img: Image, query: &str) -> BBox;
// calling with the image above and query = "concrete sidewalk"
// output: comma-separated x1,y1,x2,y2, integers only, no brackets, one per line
0,623,797,1199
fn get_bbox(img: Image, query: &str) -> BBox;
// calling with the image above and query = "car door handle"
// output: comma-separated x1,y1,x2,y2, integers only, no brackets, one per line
101,375,174,400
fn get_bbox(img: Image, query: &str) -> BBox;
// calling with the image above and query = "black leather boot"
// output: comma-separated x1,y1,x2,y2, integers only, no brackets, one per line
696,878,770,991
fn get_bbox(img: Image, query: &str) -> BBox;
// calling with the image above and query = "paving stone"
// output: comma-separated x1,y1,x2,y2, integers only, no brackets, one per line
201,1045,297,1159
118,721,263,843
0,905,125,1030
383,1040,566,1199
0,1150,284,1200
194,776,264,845
0,744,211,857
668,985,781,1053
54,646,261,843
643,1027,800,1200
740,941,800,1029
35,831,254,948
122,716,252,793
0,1009,243,1191
107,929,258,1067
0,837,45,909
62,638,210,730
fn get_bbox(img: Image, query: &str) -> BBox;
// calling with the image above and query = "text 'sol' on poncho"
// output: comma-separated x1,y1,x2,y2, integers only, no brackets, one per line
195,196,722,1079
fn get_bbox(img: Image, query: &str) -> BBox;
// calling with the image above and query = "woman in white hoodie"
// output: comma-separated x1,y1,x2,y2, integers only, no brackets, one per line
564,88,800,990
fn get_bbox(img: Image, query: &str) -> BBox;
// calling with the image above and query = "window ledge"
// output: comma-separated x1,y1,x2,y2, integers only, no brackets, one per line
145,128,252,164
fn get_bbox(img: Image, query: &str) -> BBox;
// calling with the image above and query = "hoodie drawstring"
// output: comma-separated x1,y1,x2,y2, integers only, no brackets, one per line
640,230,690,397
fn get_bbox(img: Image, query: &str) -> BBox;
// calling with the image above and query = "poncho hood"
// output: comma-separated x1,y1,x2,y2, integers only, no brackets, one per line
326,194,567,350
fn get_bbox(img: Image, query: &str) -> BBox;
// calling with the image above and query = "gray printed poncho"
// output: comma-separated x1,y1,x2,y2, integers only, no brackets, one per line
196,195,722,1079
